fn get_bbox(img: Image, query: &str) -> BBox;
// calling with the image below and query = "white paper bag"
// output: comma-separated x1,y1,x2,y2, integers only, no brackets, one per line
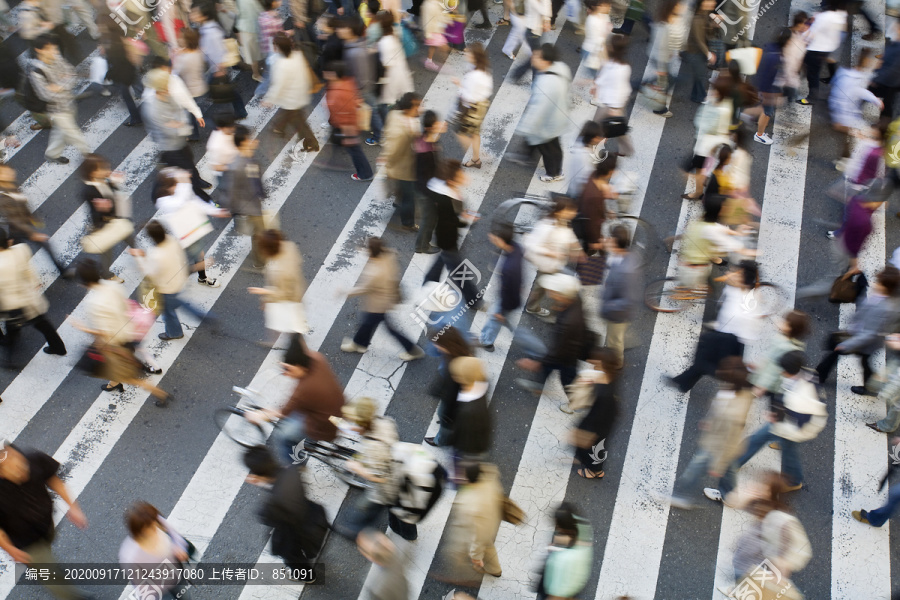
90,56,108,85
264,301,309,333
167,202,213,249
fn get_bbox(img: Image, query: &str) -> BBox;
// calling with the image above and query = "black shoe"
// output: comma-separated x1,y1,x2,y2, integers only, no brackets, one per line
866,422,887,433
61,267,76,280
46,156,69,164
154,396,169,407
820,77,832,84
474,21,491,28
198,179,213,189
102,383,124,393
424,437,438,446
851,385,877,397
415,245,440,254
43,347,67,356
124,119,142,127
144,364,163,375
158,333,184,341
480,343,495,352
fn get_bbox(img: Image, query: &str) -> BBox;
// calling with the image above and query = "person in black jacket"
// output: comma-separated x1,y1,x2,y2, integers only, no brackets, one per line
870,21,900,118
426,326,472,447
447,356,492,460
517,273,587,392
414,110,444,254
101,20,143,127
478,221,546,357
80,154,134,282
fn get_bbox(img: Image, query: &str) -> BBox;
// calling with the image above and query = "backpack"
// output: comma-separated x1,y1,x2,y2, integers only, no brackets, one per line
389,442,446,524
16,67,47,114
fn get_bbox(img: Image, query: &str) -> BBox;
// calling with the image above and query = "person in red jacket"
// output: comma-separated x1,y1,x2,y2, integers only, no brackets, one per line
324,61,374,181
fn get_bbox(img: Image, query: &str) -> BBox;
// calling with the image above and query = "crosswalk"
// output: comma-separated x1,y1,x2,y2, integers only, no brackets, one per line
0,0,898,598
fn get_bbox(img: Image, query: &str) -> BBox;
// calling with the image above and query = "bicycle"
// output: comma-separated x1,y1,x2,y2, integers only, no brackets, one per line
214,387,369,490
644,274,784,315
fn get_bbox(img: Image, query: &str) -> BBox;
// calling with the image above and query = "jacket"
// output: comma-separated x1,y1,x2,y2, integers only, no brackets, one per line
498,242,524,313
452,463,504,562
137,235,190,295
828,67,880,129
685,9,711,56
106,37,139,86
749,335,805,394
378,34,414,105
577,179,607,249
259,467,329,566
343,39,373,96
524,218,579,273
155,182,222,246
841,294,900,355
693,97,733,157
426,178,467,251
140,72,203,121
873,40,900,88
0,244,48,320
143,95,190,152
517,61,572,145
326,78,361,131
264,241,306,303
265,52,312,110
452,381,492,454
770,372,827,443
282,352,346,442
545,295,586,366
172,50,209,98
542,515,593,598
86,280,134,345
29,57,77,113
523,0,552,35
348,250,402,314
81,180,120,230
219,155,265,216
0,190,39,240
382,110,420,181
600,251,642,323
698,388,753,476
414,138,440,193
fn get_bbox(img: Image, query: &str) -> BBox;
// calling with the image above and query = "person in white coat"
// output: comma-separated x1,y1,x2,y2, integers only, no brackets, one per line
263,34,319,152
377,15,414,111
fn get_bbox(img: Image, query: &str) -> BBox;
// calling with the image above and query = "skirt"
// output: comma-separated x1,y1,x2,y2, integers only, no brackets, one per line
453,99,490,136
426,32,447,47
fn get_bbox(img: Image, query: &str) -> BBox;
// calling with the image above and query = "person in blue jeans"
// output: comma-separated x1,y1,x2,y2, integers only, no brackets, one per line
479,221,545,358
853,451,900,526
704,352,828,504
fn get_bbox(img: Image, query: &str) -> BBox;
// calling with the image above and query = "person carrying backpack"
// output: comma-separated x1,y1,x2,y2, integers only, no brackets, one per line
537,503,593,600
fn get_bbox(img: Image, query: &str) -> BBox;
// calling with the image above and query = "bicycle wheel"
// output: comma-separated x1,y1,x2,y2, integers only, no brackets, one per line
645,277,705,313
306,442,369,489
609,216,660,269
213,407,268,448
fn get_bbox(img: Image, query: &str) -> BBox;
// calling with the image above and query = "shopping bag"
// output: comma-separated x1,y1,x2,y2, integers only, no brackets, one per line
221,37,241,67
168,202,213,249
264,301,309,333
126,299,157,342
829,272,868,304
444,20,465,45
82,219,134,254
89,56,108,85
357,102,372,132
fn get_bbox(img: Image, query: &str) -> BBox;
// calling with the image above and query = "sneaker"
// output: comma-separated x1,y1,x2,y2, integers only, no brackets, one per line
351,173,373,181
834,158,848,172
850,385,877,397
866,422,887,433
669,495,696,510
474,21,491,28
559,403,574,414
197,277,220,288
399,345,426,361
826,230,836,240
365,137,379,146
424,437,438,447
768,441,781,450
415,245,440,254
783,482,803,492
539,173,565,182
480,342,495,352
653,109,673,118
796,98,813,106
158,333,184,341
100,88,112,97
525,307,551,317
703,488,724,502
341,337,367,353
108,275,125,284
424,58,440,71
46,156,69,164
754,133,773,145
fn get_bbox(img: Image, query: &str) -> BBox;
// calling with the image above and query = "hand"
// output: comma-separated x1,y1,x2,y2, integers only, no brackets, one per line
891,436,900,447
247,286,267,295
215,69,225,78
337,6,344,14
471,559,485,569
8,548,31,564
48,83,62,93
516,358,541,372
835,344,846,353
174,548,189,562
752,386,764,398
67,504,88,529
493,313,505,323
543,21,550,32
246,410,270,425
261,101,273,108
197,117,206,128
887,335,900,351
767,411,778,423
707,51,715,65
30,233,48,243
346,459,362,474
451,77,460,86
128,248,145,257
215,209,231,218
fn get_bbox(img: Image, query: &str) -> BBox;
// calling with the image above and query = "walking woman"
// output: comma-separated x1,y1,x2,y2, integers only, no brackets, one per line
425,326,473,447
323,60,374,181
248,229,308,342
340,236,425,360
453,43,492,170
377,12,414,127
571,348,620,479
644,0,686,118
591,34,634,156
523,195,581,317
683,76,733,200
263,34,319,152
172,28,209,140
101,19,143,127
80,154,134,283
119,502,193,600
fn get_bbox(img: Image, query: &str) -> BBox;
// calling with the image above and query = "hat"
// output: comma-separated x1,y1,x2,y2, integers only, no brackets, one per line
146,69,170,93
342,396,377,426
538,273,581,298
449,356,487,387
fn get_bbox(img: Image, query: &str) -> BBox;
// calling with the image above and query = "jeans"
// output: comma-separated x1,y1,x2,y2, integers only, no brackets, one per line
672,448,713,501
479,301,546,359
719,424,803,497
511,30,542,81
365,95,385,140
424,249,463,284
161,292,208,338
683,52,709,103
341,141,373,179
352,312,415,352
392,179,417,227
256,54,276,97
272,412,307,466
538,361,578,389
864,483,900,527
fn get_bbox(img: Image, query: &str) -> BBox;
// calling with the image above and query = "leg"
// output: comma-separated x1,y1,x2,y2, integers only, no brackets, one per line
604,321,628,370
161,293,185,338
816,332,845,383
396,180,416,227
352,311,383,347
864,482,900,527
344,142,373,179
249,215,266,266
271,108,291,134
672,449,713,501
292,106,319,150
511,30,541,81
381,313,416,352
542,137,563,177
31,313,66,355
415,193,437,251
387,511,418,540
861,352,875,387
481,544,501,575
719,424,775,497
479,302,504,346
115,83,141,124
525,273,547,312
22,539,85,600
778,437,803,487
57,110,89,155
876,385,900,432
44,114,68,159
272,413,307,465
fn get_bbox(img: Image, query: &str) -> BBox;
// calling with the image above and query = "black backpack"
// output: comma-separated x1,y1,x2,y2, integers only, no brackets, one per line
16,66,47,114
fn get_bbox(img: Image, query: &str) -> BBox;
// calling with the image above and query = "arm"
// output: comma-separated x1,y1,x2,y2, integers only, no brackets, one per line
47,476,87,529
0,530,29,564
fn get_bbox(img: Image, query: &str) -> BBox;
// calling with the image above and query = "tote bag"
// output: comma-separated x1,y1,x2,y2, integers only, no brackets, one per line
82,219,134,254
264,301,309,333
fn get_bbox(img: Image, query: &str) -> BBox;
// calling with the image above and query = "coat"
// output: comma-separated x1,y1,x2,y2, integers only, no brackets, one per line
452,463,504,563
219,155,265,216
382,110,420,181
264,241,306,303
693,97,733,157
265,52,312,110
698,388,753,476
748,335,805,394
545,295,586,367
841,294,900,355
770,372,827,443
0,244,48,320
453,381,491,455
517,61,572,145
348,250,402,314
326,78,361,132
426,178,467,251
86,280,135,345
600,251,642,323
378,34,414,105
137,235,190,295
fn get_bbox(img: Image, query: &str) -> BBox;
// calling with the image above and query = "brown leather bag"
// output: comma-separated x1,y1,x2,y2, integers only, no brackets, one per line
829,272,867,304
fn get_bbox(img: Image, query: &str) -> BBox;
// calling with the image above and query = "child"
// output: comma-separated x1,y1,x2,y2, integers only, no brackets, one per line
421,0,449,71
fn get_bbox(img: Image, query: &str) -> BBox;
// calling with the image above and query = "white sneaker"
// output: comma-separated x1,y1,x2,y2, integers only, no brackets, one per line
539,173,565,182
341,337,367,353
198,277,220,287
525,307,551,317
754,133,773,145
399,345,425,361
834,158,848,172
703,488,724,502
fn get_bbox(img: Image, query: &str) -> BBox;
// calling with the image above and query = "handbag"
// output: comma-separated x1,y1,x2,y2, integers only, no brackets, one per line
82,218,134,255
829,272,868,304
575,252,605,286
358,102,372,132
264,301,309,333
75,344,107,377
601,115,628,139
209,75,235,104
168,201,213,249
501,496,526,525
221,37,241,67
89,56,108,85
126,299,156,342
444,20,465,45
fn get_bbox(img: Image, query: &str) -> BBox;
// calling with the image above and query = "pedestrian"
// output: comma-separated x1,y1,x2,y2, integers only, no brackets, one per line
776,12,809,105
509,0,551,82
0,442,91,600
190,2,249,119
513,43,572,183
153,168,228,288
29,35,89,165
142,69,211,202
446,356,492,461
600,224,642,370
453,43,493,171
80,154,134,283
674,194,747,291
581,0,613,81
377,14,415,130
865,334,900,433
336,17,383,145
870,20,900,118
537,503,593,600
828,48,882,168
247,229,308,342
683,0,716,104
683,76,734,200
414,110,445,254
142,57,207,146
590,35,634,156
218,125,268,268
237,0,265,81
570,348,620,479
517,273,589,392
643,0,686,118
256,0,285,96
523,196,581,317
853,444,900,525
0,228,67,366
426,326,473,446
704,351,827,502
118,502,193,600
750,310,810,411
448,461,505,578
815,266,900,394
101,20,144,127
467,0,492,28
172,27,209,140
357,528,410,600
130,220,213,344
381,92,422,228
323,60,374,181
753,28,791,145
478,221,546,356
341,236,425,360
421,0,450,70
263,34,319,152
667,357,753,508
796,0,846,105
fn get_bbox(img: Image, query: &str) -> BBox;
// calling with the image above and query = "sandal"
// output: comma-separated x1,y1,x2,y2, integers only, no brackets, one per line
463,158,482,169
101,383,124,393
681,193,700,200
577,468,604,479
497,17,510,25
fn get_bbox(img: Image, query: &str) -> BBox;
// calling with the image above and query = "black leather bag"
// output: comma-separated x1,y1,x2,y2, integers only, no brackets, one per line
209,75,235,104
602,115,629,139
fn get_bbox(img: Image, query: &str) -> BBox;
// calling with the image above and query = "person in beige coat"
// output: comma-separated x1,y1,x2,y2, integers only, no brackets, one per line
449,461,504,578
248,229,309,342
0,230,66,368
341,237,424,360
380,92,422,231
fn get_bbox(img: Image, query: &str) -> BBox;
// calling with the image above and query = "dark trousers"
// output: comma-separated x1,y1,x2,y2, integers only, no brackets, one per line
341,141,373,179
352,311,415,351
273,107,319,150
683,52,709,103
816,331,874,386
538,360,578,388
803,50,828,100
2,313,67,362
12,231,68,275
342,496,417,541
113,83,141,124
424,249,463,284
529,138,564,177
870,82,898,119
469,1,490,24
671,329,744,393
415,193,437,251
512,30,542,81
207,74,248,119
160,146,210,202
188,112,202,139
550,0,564,25
392,179,417,227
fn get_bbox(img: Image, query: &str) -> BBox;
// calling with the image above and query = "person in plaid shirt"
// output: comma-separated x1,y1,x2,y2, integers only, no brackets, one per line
256,0,285,97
